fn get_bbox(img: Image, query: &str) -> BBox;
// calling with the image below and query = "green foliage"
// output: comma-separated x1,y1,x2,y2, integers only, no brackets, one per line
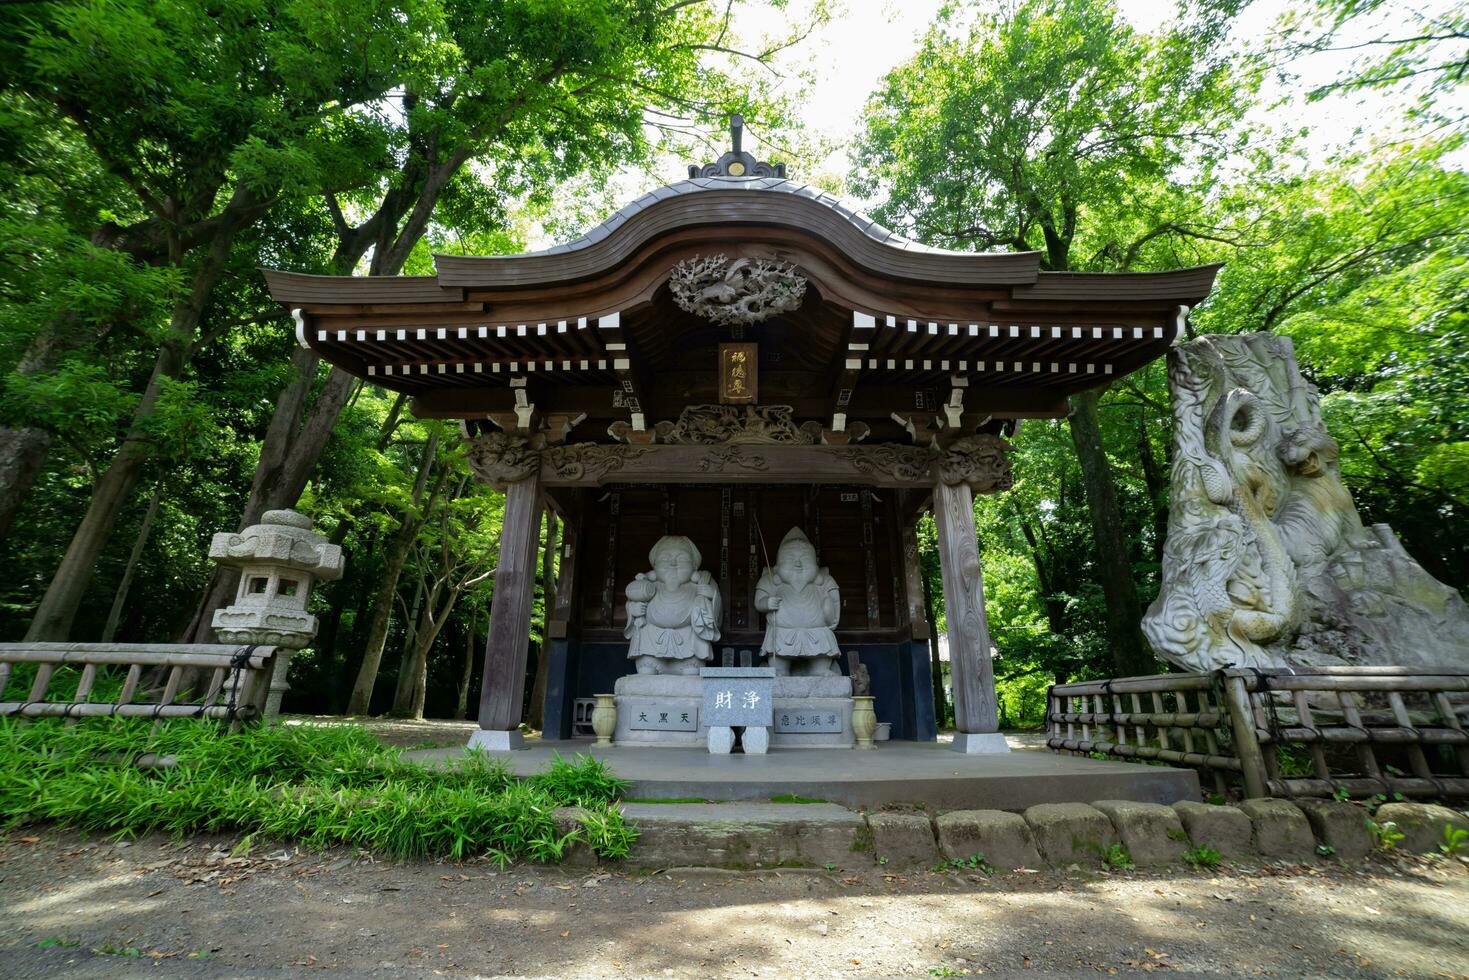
852,0,1257,271
34,936,80,949
1100,842,1134,870
1440,824,1468,857
933,852,994,875
1366,817,1405,851
0,719,634,864
1183,844,1222,868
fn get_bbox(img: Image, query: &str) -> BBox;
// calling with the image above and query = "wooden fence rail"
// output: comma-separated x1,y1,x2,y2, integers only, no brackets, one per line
0,642,280,728
1047,666,1469,800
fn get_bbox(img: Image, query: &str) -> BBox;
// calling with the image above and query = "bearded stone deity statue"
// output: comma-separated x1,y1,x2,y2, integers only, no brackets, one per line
623,535,721,675
755,528,842,677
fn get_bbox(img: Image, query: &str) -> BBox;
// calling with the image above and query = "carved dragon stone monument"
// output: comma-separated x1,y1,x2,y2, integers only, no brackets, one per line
1144,333,1469,673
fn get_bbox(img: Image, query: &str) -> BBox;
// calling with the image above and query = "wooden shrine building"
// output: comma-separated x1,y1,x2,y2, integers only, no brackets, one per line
265,120,1218,750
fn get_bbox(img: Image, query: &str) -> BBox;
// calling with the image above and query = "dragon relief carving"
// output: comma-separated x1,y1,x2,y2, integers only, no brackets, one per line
466,432,539,490
698,444,769,473
834,445,935,483
668,254,807,326
545,443,651,482
1144,333,1469,673
937,435,1015,493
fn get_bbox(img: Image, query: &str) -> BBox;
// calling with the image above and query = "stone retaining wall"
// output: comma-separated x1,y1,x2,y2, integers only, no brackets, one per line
586,800,1469,871
879,800,1469,871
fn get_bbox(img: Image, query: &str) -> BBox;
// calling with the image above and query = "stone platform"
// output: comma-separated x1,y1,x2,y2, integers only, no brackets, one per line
612,673,854,748
408,735,1201,810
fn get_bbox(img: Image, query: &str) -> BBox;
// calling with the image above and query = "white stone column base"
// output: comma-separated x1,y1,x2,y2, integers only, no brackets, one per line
707,725,734,754
951,732,1011,754
742,726,770,755
468,729,526,752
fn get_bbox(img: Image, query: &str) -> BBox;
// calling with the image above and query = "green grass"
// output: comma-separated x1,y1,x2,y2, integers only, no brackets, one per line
0,718,635,865
768,793,829,804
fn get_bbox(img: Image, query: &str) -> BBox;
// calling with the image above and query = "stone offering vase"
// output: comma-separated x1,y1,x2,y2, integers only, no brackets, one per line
851,695,877,749
591,693,617,746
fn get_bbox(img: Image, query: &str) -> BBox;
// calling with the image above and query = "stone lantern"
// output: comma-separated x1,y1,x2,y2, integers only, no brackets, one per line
209,509,345,719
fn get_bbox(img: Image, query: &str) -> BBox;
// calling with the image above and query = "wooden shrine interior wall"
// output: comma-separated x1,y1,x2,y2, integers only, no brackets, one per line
540,483,938,742
571,484,907,646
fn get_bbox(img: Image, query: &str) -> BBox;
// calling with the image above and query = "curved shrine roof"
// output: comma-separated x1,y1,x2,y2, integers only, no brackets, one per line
261,135,1221,425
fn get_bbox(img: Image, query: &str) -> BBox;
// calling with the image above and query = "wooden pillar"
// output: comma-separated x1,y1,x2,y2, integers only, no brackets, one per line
930,478,1007,753
473,469,545,748
542,495,583,741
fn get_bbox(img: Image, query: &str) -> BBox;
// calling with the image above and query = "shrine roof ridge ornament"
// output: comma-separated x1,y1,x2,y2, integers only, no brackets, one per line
688,113,785,179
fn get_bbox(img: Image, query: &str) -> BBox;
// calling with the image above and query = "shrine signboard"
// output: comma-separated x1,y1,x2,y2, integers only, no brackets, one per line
718,343,757,404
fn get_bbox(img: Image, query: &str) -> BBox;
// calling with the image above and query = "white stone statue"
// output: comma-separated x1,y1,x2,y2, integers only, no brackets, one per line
756,528,842,676
1144,333,1469,672
623,535,722,675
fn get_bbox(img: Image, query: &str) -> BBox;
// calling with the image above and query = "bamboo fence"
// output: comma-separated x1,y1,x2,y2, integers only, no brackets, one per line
0,642,279,728
1047,666,1469,800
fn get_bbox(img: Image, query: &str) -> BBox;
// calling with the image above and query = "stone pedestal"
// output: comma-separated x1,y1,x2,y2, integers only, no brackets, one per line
468,729,526,752
770,675,855,748
951,732,1011,754
613,671,860,749
613,674,704,746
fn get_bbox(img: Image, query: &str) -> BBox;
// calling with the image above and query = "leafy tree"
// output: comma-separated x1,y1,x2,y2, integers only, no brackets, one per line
7,0,437,640
852,0,1258,676
1276,0,1468,130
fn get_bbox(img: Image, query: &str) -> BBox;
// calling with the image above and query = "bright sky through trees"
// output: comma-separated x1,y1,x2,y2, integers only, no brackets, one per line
729,0,1463,181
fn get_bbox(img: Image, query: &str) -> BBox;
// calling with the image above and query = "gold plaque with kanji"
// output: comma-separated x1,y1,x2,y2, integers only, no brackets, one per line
719,343,758,404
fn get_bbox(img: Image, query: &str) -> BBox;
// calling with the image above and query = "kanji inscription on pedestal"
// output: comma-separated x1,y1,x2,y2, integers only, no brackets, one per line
774,709,843,734
628,704,699,732
699,667,774,727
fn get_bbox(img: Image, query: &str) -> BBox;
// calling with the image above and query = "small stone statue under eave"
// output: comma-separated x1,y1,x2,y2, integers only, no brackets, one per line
623,535,722,675
1144,332,1469,673
756,527,842,677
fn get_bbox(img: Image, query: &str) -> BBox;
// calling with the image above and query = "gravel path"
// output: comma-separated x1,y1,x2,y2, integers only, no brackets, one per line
2,828,1466,979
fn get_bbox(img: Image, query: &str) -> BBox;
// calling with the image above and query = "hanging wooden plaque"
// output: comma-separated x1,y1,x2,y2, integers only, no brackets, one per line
719,343,757,404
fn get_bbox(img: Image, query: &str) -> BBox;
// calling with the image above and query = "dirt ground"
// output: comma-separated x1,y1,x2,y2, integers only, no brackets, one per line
2,829,1467,979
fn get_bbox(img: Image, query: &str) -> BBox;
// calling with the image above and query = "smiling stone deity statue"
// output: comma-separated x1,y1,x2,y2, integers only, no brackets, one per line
756,527,842,677
623,535,722,675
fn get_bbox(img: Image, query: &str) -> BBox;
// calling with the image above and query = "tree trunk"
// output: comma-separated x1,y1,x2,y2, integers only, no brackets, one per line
345,432,442,715
25,228,236,642
0,427,54,541
0,311,101,539
101,488,162,642
180,357,364,642
456,611,478,721
199,153,459,639
408,588,464,720
1136,408,1170,566
527,512,558,731
391,571,428,712
1067,387,1153,677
